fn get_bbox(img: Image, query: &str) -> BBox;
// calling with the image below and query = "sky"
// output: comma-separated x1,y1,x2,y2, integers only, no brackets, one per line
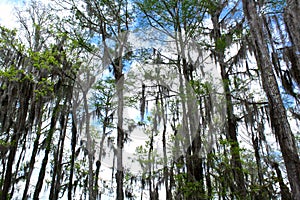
0,0,20,28
1,0,298,199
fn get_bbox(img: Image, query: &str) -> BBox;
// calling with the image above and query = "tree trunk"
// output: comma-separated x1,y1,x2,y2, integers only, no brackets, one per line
2,83,30,200
284,1,300,87
22,101,43,200
210,7,247,198
83,90,95,200
2,134,18,200
50,107,69,200
115,62,124,200
159,86,172,200
242,1,300,199
284,0,300,53
33,98,61,200
68,112,77,200
271,162,292,200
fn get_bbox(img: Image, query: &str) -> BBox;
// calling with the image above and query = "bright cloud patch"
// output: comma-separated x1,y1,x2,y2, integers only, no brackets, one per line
0,0,19,28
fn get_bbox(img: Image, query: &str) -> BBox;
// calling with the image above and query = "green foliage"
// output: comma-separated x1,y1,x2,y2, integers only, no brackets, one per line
29,49,59,71
215,33,234,52
202,0,219,14
190,79,213,95
175,173,208,199
33,77,55,98
215,36,227,52
0,139,11,148
0,26,17,45
0,0,298,199
92,77,116,127
0,67,23,81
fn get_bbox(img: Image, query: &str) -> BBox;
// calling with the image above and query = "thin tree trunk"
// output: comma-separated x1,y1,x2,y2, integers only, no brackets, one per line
206,153,212,199
159,86,172,200
50,107,69,200
49,132,60,199
148,130,154,200
33,98,61,200
83,90,95,200
271,162,292,200
10,134,27,196
115,63,124,200
2,133,18,200
68,112,78,200
95,107,110,199
2,84,30,200
22,108,43,200
211,9,247,198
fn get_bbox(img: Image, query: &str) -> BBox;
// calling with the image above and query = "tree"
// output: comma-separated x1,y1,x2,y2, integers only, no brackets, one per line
60,0,133,198
92,77,116,199
206,1,248,197
0,0,299,199
242,0,300,199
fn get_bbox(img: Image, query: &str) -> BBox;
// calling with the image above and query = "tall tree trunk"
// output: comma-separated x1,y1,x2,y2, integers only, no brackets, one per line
2,83,30,200
49,132,60,199
284,0,300,53
22,103,43,200
83,90,95,200
159,86,172,200
242,1,300,199
148,129,154,200
2,133,18,200
68,112,78,200
115,60,125,200
210,7,247,198
33,97,61,200
284,1,300,87
50,106,69,200
10,133,27,196
95,121,107,199
271,162,292,200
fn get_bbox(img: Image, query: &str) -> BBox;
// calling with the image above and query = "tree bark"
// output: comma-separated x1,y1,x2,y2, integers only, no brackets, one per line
114,52,125,200
242,1,300,199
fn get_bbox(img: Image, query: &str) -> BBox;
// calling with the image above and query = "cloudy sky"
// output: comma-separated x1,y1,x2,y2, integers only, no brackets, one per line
0,0,20,28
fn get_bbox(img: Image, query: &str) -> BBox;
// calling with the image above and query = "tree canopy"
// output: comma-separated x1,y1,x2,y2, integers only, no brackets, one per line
0,0,299,199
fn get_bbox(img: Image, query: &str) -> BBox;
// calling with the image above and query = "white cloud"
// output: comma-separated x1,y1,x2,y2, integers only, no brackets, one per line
0,0,20,29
